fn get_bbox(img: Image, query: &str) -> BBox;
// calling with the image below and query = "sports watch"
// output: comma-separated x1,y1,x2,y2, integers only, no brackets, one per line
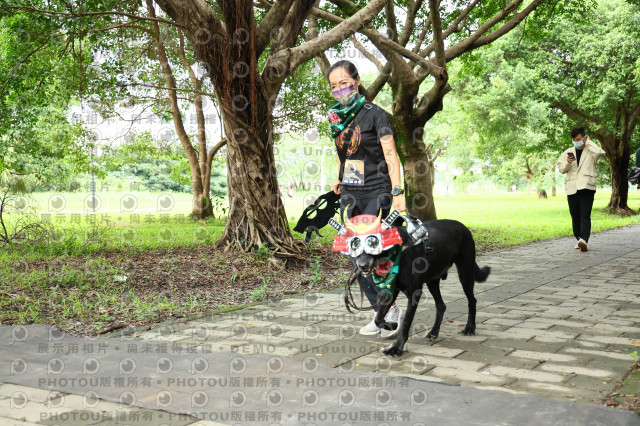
391,187,404,196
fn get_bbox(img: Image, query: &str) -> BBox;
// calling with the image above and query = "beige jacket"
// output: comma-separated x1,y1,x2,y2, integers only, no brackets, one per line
557,139,606,195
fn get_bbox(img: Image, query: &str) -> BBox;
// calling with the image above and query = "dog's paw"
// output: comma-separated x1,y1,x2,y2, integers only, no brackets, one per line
426,332,439,341
380,321,398,331
461,326,476,336
383,345,403,357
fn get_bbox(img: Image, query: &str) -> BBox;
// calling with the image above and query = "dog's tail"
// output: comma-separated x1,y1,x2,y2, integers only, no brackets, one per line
474,263,491,282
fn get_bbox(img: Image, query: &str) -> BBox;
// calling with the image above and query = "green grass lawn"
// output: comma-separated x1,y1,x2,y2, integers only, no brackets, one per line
436,191,640,251
2,190,640,260
2,189,639,333
287,190,640,251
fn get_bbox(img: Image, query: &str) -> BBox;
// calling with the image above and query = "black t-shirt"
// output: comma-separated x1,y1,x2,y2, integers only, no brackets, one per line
334,102,394,197
576,148,583,165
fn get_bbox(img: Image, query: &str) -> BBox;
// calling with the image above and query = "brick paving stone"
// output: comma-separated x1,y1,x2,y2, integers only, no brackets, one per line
459,350,541,370
3,226,640,424
0,398,76,424
508,350,576,363
0,417,42,426
482,338,567,352
538,363,615,378
0,383,59,404
483,365,566,383
426,367,508,385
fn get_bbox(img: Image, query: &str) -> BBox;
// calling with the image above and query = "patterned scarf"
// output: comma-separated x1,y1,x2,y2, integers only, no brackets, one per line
327,94,367,139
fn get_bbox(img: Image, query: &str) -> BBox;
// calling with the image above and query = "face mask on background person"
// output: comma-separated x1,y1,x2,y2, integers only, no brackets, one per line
332,84,359,106
572,139,585,148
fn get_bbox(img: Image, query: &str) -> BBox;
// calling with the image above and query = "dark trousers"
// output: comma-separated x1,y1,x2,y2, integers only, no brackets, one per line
339,193,392,307
636,148,640,189
567,189,595,243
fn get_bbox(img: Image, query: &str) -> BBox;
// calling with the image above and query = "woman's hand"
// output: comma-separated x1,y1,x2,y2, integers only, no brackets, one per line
331,178,342,195
392,194,406,212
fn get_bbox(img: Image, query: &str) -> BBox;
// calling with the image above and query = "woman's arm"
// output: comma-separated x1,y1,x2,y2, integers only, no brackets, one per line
380,134,402,189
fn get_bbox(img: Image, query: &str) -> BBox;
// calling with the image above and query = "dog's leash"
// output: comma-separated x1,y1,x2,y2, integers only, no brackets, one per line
344,263,370,314
343,255,399,314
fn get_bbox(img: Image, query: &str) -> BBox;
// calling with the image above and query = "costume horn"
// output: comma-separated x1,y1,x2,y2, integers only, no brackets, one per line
343,205,358,233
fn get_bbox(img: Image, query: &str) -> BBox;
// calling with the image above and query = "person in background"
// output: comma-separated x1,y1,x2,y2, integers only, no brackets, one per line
636,147,640,191
557,127,606,252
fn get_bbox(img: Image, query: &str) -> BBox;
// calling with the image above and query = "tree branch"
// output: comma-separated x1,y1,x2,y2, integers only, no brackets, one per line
309,6,443,82
414,0,480,63
429,0,445,68
365,62,393,101
145,0,199,167
444,0,543,62
384,0,399,44
350,35,383,71
411,15,431,53
264,0,386,90
269,0,316,55
552,101,604,126
399,0,425,48
628,101,640,137
307,0,331,76
413,2,451,123
207,138,228,169
255,0,297,56
5,6,182,27
154,0,226,48
0,36,51,98
177,29,208,183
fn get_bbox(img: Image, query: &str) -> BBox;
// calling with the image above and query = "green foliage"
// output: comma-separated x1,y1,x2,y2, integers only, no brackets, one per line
447,0,640,191
308,257,323,286
250,280,271,301
253,242,274,259
0,13,93,186
275,60,336,137
506,0,640,144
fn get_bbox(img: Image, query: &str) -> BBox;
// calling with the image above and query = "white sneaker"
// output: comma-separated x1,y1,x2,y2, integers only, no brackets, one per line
359,311,380,335
578,238,588,252
380,304,403,339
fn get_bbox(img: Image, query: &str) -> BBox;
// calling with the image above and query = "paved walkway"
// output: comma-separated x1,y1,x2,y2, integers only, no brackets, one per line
1,226,640,425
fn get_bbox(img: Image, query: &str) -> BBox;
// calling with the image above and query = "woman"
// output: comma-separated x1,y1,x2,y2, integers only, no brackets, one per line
326,60,406,338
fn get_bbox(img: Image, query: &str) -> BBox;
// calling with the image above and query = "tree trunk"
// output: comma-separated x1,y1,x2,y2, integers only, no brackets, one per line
214,100,306,257
192,189,213,219
152,0,385,259
392,116,437,221
147,2,215,221
552,185,556,196
603,135,636,215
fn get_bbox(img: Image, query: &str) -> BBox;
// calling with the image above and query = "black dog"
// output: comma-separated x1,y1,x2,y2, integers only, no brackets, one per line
355,218,491,357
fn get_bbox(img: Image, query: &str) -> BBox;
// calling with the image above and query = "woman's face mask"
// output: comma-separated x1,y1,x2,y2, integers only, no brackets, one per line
332,84,358,106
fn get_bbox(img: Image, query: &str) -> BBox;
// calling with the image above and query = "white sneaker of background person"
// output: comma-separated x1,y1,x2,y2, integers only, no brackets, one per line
380,303,403,339
358,303,403,336
577,238,588,252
